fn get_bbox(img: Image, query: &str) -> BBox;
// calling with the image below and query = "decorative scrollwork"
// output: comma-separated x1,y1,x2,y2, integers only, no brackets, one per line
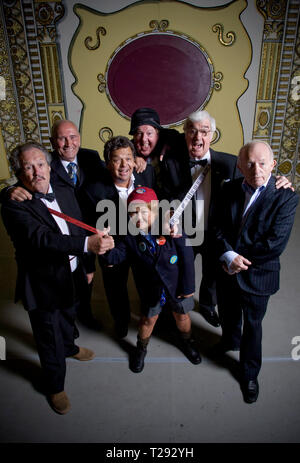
84,27,107,50
54,3,65,24
256,0,286,20
35,2,54,26
99,127,113,143
213,72,223,90
211,128,220,145
97,73,106,93
149,19,169,32
212,24,236,46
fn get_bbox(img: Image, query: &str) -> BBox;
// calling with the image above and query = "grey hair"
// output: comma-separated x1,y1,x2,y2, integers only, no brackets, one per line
10,142,51,175
238,140,274,166
183,110,216,133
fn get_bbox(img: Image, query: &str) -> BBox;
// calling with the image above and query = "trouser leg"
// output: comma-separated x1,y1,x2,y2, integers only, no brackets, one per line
101,260,131,327
240,292,269,381
216,274,242,349
29,305,78,394
194,238,217,311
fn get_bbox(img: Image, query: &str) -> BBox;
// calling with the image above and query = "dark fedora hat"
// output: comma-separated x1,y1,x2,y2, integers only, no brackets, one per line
129,107,162,135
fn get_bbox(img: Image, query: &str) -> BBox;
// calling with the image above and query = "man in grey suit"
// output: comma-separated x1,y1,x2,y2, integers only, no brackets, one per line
214,141,298,403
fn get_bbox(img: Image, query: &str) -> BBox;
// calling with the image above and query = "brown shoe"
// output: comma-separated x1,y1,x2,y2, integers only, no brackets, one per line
49,391,71,415
72,346,95,361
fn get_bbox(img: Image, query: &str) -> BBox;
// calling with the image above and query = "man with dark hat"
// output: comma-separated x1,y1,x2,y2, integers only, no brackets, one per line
129,108,180,195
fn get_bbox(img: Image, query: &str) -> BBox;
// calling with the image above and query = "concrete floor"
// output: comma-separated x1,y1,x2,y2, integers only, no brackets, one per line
0,206,300,444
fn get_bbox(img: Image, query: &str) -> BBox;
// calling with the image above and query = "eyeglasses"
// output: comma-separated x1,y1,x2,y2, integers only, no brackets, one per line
186,128,212,137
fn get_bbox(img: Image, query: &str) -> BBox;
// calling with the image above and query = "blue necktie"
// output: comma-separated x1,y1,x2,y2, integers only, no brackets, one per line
67,162,78,185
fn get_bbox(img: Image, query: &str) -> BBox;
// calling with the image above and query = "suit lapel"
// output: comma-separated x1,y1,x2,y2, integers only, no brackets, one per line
51,153,74,188
23,197,61,231
239,176,276,230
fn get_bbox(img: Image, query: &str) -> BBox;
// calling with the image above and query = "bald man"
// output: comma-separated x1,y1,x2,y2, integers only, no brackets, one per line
214,140,298,403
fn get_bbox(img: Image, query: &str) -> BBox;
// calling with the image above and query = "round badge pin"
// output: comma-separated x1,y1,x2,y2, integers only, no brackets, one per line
156,236,166,246
136,188,146,194
169,255,178,264
139,241,147,252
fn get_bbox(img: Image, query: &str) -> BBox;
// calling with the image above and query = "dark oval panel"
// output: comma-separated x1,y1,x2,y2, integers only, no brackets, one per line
106,33,213,126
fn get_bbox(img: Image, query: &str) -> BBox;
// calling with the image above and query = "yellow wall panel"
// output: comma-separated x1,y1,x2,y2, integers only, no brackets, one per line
69,0,250,157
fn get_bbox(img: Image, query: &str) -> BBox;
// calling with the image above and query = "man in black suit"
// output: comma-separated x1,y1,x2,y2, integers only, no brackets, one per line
1,142,114,414
83,136,156,338
129,107,180,194
161,110,240,327
162,110,291,328
4,120,108,327
214,140,298,403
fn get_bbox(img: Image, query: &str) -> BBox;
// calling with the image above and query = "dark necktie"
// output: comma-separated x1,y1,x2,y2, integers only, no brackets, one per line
189,158,207,168
33,192,56,202
67,162,78,185
144,234,166,306
145,234,157,255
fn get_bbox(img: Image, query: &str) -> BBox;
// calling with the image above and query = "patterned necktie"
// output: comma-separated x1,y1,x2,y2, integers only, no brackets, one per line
67,162,78,185
33,192,55,202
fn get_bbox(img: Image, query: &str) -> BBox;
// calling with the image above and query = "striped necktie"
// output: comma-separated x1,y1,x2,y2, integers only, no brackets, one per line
67,162,78,185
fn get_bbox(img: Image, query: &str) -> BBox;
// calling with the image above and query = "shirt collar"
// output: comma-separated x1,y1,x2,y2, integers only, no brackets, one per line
61,156,78,169
189,150,211,164
242,174,271,194
114,174,135,193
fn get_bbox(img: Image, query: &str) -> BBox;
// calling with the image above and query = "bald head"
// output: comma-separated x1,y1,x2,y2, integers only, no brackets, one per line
50,120,81,162
238,141,276,189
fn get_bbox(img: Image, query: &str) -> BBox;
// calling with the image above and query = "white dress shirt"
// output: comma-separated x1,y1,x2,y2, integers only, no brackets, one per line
190,150,211,231
115,174,135,203
40,184,88,272
220,175,270,273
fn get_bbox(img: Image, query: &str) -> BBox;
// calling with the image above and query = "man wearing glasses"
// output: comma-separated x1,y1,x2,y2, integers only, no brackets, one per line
162,110,291,330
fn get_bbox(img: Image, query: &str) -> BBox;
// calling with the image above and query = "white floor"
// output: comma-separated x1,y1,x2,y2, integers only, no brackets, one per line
0,206,300,444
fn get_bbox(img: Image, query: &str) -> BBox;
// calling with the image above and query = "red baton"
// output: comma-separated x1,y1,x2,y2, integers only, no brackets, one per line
47,207,98,234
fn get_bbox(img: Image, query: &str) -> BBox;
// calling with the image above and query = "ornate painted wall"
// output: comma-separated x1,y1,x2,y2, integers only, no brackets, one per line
0,0,299,189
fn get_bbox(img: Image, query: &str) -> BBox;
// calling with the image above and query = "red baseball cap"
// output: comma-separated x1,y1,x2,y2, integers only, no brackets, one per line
127,186,158,205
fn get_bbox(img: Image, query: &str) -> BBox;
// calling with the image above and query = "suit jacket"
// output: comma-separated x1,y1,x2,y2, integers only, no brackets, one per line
102,233,195,307
161,133,241,230
1,183,92,311
50,147,108,211
215,176,299,296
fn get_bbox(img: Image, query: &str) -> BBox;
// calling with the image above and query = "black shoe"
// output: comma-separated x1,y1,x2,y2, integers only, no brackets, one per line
180,338,202,365
130,346,147,373
115,322,128,339
241,379,259,404
199,307,220,327
209,342,240,358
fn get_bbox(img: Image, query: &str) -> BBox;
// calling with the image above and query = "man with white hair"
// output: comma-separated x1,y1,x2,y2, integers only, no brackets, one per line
162,110,240,327
162,110,291,328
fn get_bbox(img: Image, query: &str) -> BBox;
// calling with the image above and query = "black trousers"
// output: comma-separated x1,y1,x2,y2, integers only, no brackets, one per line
29,302,79,394
193,233,218,311
100,260,131,327
217,273,270,381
